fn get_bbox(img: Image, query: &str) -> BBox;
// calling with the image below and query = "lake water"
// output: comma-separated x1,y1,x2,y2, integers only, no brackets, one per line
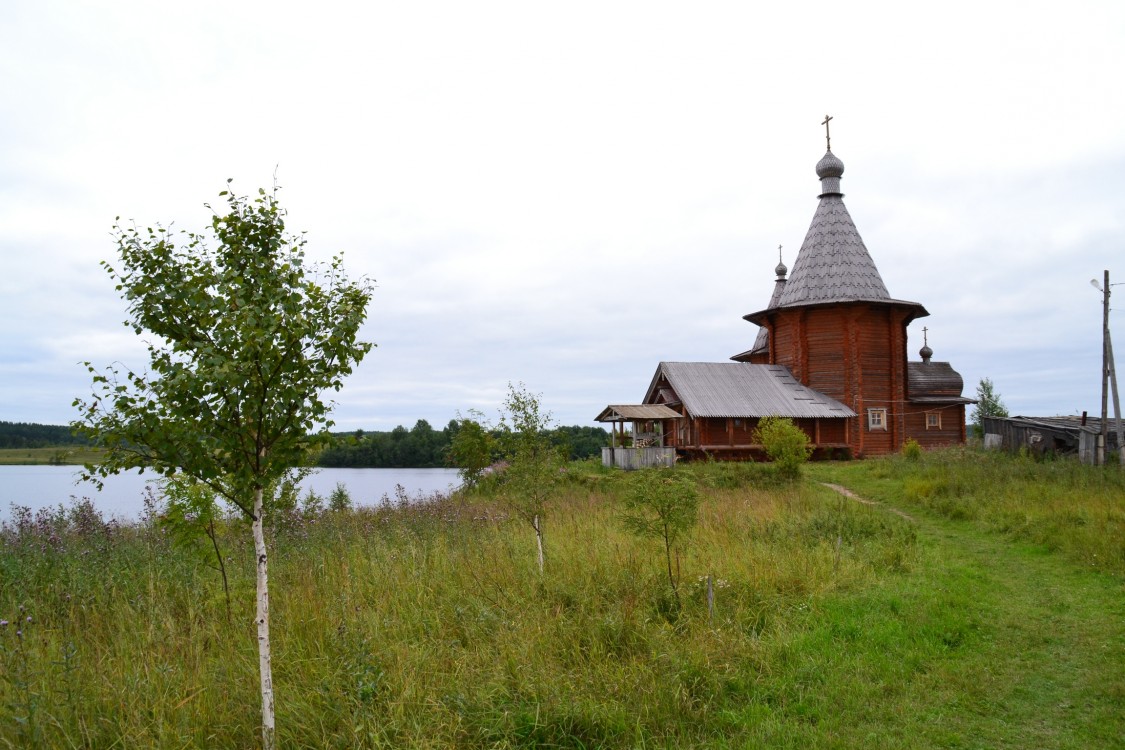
0,465,462,523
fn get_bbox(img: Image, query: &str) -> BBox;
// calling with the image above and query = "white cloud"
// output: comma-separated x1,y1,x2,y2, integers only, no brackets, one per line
2,0,1124,429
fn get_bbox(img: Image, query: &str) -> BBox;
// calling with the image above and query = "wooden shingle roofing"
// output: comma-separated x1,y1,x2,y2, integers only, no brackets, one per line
907,361,975,404
645,362,856,419
744,149,928,324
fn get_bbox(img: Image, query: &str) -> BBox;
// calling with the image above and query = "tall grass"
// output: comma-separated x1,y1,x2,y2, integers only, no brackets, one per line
0,465,917,748
2,452,1121,747
811,447,1125,578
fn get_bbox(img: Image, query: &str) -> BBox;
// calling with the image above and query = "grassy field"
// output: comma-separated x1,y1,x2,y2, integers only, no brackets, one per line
1,451,1122,748
0,447,102,466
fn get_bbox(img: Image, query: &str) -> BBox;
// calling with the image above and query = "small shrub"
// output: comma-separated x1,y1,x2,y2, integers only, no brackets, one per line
328,482,352,512
301,488,325,516
902,438,922,461
621,468,699,613
754,416,813,481
447,412,496,488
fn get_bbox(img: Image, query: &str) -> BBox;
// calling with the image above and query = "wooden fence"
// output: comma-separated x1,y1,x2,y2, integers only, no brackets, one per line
601,446,677,470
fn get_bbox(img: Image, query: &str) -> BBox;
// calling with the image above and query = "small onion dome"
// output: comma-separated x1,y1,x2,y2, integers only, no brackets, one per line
775,259,788,278
815,150,844,179
919,344,933,363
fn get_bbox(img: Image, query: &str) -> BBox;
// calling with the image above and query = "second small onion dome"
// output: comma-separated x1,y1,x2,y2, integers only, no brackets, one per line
920,343,933,364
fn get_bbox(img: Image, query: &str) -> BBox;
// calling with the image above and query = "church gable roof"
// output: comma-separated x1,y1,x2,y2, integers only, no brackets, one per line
645,362,856,419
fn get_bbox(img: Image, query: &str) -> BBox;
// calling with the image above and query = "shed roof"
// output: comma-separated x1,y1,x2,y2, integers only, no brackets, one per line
983,415,1103,435
645,362,856,419
595,404,684,423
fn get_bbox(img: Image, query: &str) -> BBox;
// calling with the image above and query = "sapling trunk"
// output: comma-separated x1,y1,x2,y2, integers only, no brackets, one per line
253,486,276,750
664,522,681,610
533,513,544,575
205,516,232,624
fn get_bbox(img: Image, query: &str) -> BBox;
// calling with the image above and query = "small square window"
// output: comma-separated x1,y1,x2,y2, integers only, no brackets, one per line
868,408,888,431
926,413,941,430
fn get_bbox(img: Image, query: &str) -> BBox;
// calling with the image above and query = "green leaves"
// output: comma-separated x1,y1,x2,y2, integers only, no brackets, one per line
621,468,699,611
971,377,1008,433
72,184,375,518
753,416,813,481
621,469,699,545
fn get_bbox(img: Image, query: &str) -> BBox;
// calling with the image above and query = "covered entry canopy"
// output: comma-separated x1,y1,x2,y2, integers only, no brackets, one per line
595,404,684,423
595,404,682,469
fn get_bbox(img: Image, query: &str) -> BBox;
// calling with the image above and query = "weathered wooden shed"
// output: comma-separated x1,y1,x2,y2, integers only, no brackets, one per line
982,415,1119,464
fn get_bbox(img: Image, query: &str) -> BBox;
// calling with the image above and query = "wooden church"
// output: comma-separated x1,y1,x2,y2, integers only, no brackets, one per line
598,125,973,462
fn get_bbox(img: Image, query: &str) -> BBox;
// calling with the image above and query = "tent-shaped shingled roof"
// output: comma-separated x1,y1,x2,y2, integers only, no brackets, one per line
746,149,928,322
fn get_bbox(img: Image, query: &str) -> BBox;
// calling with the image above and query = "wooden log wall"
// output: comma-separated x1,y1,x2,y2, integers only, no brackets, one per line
766,302,924,456
902,404,965,449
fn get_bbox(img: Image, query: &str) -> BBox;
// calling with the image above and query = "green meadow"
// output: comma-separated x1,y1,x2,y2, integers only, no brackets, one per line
2,450,1123,748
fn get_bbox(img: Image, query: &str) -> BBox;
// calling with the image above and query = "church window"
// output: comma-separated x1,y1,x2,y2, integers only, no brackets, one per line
867,408,887,431
926,413,941,430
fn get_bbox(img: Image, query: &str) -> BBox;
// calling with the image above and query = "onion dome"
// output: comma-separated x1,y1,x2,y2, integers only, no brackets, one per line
816,150,844,196
920,343,933,364
816,151,844,178
775,259,788,279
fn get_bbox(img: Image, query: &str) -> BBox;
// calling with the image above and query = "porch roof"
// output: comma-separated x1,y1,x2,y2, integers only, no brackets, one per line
595,404,684,423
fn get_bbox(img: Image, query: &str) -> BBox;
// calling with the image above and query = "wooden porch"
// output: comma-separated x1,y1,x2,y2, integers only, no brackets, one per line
594,404,684,470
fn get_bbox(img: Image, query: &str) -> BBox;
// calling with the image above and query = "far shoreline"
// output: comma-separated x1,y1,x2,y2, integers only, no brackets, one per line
0,446,103,466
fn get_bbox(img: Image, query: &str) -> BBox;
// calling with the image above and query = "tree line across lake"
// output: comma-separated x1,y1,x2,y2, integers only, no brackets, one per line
318,420,610,468
0,421,90,448
0,419,610,468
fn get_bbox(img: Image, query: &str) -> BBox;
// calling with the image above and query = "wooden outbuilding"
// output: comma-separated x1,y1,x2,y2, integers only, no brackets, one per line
982,415,1119,464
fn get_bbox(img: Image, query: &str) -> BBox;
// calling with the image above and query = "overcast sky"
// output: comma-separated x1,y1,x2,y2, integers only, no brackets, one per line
2,1,1123,432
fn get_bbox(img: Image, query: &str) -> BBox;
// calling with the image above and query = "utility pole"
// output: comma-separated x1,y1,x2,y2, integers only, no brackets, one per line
1100,270,1109,466
1093,269,1124,467
1108,327,1125,466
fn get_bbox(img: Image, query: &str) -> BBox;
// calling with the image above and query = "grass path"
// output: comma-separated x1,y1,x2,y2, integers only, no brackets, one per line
787,480,1125,749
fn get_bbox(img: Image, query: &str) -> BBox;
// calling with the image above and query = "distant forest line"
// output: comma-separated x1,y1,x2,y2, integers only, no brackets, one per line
0,420,610,468
0,421,90,449
319,420,610,468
